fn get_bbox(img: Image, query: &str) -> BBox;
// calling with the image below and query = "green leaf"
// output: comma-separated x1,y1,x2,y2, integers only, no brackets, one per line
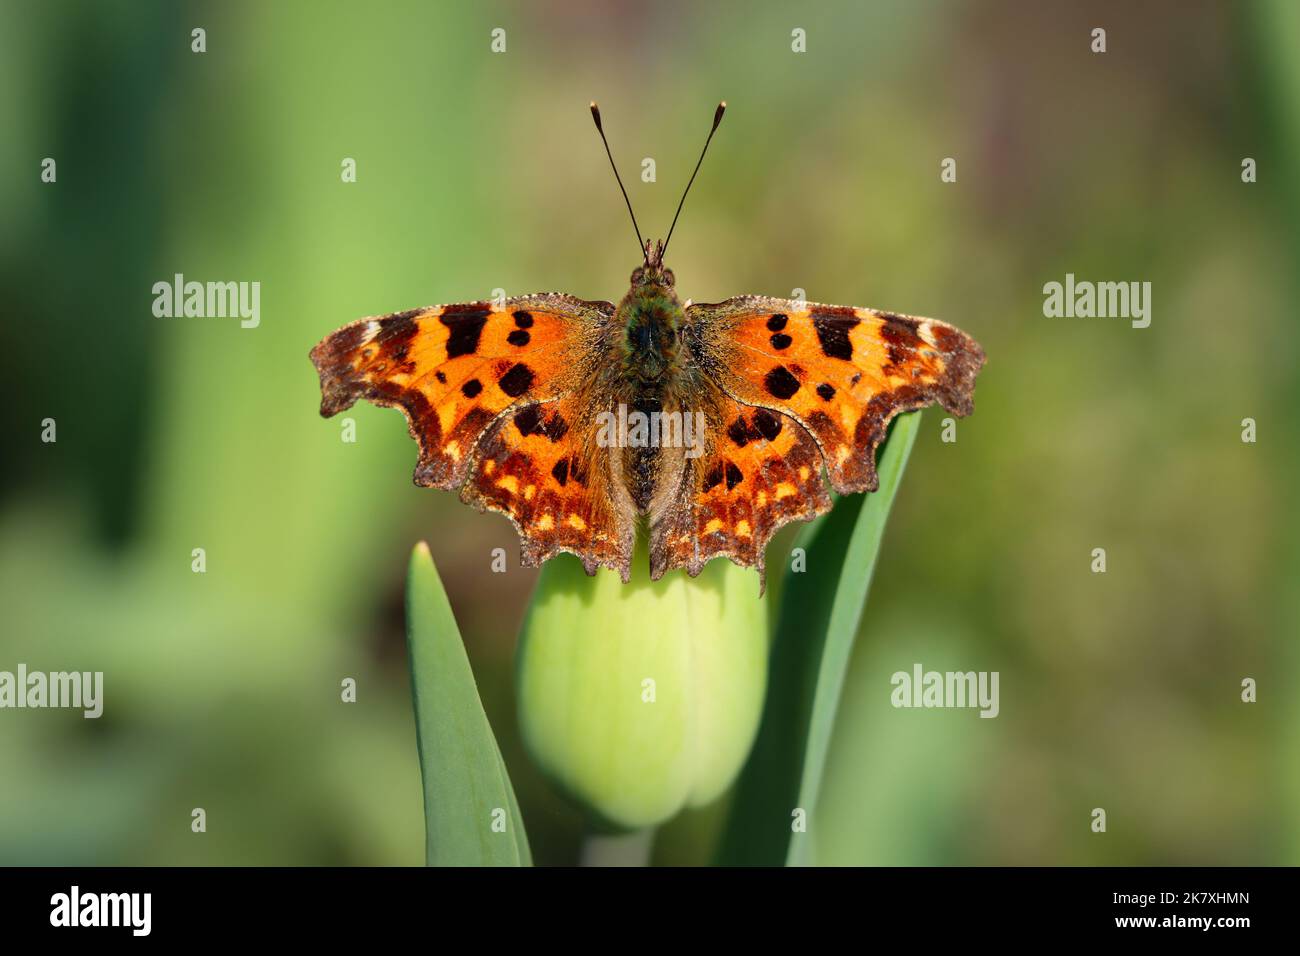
715,411,921,866
405,542,532,866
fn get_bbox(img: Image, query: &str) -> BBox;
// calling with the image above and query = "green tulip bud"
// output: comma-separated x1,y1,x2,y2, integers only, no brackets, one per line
516,540,768,830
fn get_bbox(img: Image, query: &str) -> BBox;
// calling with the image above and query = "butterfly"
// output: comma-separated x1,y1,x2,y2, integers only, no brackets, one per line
310,102,986,585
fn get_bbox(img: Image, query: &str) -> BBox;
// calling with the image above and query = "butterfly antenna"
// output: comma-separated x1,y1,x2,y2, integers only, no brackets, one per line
590,102,645,256
661,101,726,259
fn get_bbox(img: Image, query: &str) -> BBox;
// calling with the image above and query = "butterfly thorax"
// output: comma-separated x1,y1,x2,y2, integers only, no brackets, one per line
617,290,682,387
614,266,683,390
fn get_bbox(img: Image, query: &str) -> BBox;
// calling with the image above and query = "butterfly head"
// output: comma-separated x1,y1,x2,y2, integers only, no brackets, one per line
632,239,674,289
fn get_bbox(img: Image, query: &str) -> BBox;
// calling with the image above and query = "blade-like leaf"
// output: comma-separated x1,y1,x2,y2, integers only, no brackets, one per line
406,542,531,866
715,411,921,866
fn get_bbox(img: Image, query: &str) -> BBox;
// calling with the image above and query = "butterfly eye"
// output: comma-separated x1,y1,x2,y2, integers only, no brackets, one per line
662,269,675,287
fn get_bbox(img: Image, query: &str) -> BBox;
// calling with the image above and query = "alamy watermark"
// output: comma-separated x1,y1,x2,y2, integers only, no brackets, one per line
152,273,260,328
1043,273,1150,328
596,403,706,459
891,663,999,718
50,886,150,936
0,664,103,718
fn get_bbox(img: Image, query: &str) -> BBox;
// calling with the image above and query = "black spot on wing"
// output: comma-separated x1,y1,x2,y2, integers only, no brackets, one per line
513,403,568,441
764,365,801,400
766,313,788,331
513,404,542,437
727,416,754,447
724,462,744,491
816,382,836,401
441,307,491,358
703,462,724,492
545,411,569,442
811,310,858,361
461,378,482,398
498,363,534,397
769,332,792,350
512,310,534,328
727,408,783,448
752,408,782,441
507,329,531,347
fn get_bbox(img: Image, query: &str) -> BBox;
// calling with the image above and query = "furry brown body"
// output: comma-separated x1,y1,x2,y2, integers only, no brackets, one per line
603,260,695,515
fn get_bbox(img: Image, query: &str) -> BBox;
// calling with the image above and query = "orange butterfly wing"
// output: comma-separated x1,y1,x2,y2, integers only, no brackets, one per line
649,385,831,582
461,395,634,576
310,294,633,576
685,296,986,493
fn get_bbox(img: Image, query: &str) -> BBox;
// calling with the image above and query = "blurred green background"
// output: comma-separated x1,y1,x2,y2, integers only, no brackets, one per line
2,0,1296,865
